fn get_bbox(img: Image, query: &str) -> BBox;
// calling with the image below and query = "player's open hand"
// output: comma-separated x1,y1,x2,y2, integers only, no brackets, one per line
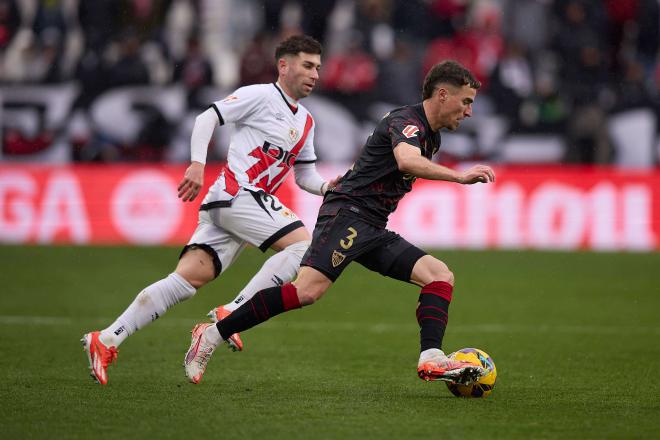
458,164,495,185
178,162,204,202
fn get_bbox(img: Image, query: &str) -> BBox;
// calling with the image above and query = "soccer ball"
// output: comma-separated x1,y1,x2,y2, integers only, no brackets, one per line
446,348,497,398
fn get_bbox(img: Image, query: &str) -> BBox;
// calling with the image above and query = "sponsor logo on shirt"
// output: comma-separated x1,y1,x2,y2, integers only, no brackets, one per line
402,125,420,138
262,142,298,167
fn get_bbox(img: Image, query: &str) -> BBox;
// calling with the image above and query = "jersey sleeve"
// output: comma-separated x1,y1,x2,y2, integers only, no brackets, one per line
388,113,424,151
210,85,264,125
294,117,317,163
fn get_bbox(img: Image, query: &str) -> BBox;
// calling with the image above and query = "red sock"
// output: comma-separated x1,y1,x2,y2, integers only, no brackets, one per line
281,283,301,311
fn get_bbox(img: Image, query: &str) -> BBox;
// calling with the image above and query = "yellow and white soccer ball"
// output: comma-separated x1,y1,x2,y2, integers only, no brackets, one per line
446,348,497,398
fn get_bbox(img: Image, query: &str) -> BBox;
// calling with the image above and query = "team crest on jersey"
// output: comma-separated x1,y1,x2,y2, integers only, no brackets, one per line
289,128,299,142
402,125,420,138
331,250,346,267
222,95,239,103
280,208,296,219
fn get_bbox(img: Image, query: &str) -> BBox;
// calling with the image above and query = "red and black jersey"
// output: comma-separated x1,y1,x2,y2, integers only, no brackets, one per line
322,103,440,227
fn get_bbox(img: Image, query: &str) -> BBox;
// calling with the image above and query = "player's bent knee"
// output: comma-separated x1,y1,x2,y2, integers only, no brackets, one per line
176,248,217,289
286,240,311,261
412,256,454,286
283,241,311,281
434,267,454,285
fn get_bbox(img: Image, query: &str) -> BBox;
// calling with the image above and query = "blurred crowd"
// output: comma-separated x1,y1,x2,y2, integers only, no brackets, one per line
0,0,659,165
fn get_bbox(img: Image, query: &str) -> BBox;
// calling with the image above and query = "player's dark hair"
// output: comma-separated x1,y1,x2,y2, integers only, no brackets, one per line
422,60,481,100
275,35,323,60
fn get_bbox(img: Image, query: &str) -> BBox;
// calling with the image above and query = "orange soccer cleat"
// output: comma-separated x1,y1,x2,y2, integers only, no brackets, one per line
207,306,243,351
81,331,118,385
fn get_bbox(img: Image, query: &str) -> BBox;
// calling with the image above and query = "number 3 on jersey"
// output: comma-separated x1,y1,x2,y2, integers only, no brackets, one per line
340,227,358,250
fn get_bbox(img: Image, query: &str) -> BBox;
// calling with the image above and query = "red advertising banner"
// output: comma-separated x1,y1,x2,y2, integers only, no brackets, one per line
1,164,658,251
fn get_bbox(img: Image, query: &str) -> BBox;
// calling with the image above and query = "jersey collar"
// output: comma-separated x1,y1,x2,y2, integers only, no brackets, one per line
415,102,435,134
273,82,298,114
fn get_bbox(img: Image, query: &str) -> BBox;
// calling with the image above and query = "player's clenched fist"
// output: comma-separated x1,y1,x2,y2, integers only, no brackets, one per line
458,164,495,185
178,161,204,202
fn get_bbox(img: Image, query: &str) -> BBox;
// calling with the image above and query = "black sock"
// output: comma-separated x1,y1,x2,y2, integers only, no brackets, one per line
216,283,301,340
416,281,453,352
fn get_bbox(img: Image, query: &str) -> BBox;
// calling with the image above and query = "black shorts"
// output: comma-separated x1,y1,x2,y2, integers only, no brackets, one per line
301,208,427,282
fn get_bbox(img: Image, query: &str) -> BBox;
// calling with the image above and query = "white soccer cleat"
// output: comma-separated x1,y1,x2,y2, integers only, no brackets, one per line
417,348,485,385
184,323,218,384
207,306,243,351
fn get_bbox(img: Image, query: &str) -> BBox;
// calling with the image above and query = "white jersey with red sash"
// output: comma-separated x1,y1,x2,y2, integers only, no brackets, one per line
201,83,316,208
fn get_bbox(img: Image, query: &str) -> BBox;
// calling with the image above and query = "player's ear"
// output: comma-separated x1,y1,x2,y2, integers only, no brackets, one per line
436,87,448,103
277,56,288,75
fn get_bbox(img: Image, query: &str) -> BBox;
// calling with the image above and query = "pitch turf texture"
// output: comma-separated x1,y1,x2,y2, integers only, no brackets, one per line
1,246,659,439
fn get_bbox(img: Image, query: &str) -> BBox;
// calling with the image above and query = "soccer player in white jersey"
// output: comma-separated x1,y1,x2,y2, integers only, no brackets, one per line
81,35,338,385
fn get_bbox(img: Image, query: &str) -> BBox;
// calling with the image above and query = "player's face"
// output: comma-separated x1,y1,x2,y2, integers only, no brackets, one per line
437,85,476,131
279,52,321,100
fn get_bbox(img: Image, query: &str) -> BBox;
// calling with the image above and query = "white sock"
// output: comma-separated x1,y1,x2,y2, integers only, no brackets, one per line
223,240,309,312
203,323,223,346
99,273,196,347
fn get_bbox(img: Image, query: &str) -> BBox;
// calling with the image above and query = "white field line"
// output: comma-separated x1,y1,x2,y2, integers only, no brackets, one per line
0,315,659,335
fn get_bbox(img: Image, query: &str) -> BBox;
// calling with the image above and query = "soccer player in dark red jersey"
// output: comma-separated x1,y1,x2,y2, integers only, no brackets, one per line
184,60,496,385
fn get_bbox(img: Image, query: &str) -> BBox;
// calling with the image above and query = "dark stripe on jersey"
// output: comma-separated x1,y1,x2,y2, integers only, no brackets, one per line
199,200,232,210
210,104,225,125
272,83,298,114
260,221,304,252
294,159,317,165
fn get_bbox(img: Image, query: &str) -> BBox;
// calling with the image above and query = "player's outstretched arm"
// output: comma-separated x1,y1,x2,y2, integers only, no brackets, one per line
393,142,495,184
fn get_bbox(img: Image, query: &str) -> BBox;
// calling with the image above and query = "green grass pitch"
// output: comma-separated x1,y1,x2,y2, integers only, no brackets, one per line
1,245,659,439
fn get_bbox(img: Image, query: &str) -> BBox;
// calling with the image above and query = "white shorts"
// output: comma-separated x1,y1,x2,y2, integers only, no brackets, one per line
183,188,305,276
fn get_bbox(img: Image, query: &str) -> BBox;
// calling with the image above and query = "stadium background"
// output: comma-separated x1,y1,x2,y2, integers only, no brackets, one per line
1,1,659,439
